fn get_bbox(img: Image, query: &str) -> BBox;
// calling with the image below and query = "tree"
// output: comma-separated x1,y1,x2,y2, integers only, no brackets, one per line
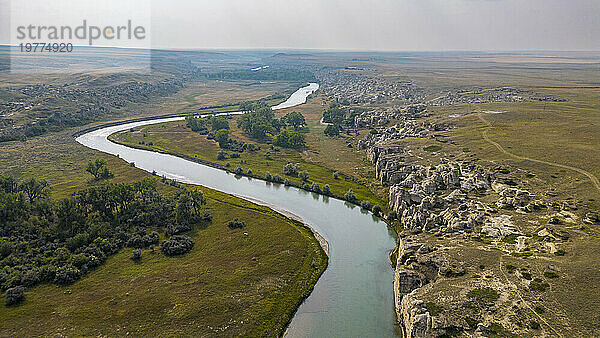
86,158,114,180
131,249,141,261
322,184,331,195
237,102,279,141
5,286,25,306
186,116,208,133
190,189,205,215
228,218,245,229
160,235,194,256
299,171,309,181
282,111,306,130
175,192,194,225
20,178,49,202
283,162,300,176
239,101,254,112
324,124,340,137
210,116,229,131
344,188,357,203
215,129,229,148
311,183,320,193
273,130,306,149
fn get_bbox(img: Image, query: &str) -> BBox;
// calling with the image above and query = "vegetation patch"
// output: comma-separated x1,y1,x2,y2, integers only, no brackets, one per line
529,278,550,292
467,287,499,306
425,301,444,316
424,145,443,152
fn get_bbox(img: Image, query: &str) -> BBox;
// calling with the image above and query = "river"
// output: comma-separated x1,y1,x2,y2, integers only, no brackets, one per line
76,83,399,337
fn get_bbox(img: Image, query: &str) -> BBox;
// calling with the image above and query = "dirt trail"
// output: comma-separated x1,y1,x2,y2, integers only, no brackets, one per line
477,114,600,193
498,256,564,337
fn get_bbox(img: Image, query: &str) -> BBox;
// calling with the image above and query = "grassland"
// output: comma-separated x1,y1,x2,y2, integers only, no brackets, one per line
385,79,600,335
0,185,327,336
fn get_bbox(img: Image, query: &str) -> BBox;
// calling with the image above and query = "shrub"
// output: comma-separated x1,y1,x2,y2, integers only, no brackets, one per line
86,158,114,180
360,200,371,210
235,165,243,175
131,249,141,261
54,265,81,285
247,169,253,175
554,249,566,256
230,153,240,158
273,130,306,149
505,264,517,273
388,210,397,220
217,150,228,160
127,235,144,248
228,218,245,229
324,124,340,137
530,321,541,330
166,223,191,236
272,174,284,183
210,116,229,131
21,269,40,287
225,162,231,168
544,271,559,279
93,237,113,254
311,183,321,193
425,302,443,316
160,235,194,256
424,145,442,152
5,286,25,306
467,287,499,305
333,171,340,179
372,204,382,215
299,171,309,181
215,129,229,148
322,184,331,195
143,231,160,247
284,178,291,186
283,162,300,176
70,253,90,269
529,279,550,292
39,265,57,283
265,172,273,181
66,233,89,251
344,188,357,203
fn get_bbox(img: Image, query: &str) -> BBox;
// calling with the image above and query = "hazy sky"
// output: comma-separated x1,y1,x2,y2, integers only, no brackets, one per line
2,0,599,51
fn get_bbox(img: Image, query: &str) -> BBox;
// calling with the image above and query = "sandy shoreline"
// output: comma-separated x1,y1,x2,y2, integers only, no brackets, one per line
233,193,330,257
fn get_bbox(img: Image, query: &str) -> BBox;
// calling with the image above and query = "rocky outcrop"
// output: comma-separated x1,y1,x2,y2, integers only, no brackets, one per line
394,238,467,338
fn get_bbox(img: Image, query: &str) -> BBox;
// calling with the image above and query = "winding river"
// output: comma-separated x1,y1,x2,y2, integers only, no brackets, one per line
76,83,398,337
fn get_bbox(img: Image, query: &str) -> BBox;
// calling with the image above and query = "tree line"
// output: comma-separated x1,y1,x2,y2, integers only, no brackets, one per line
186,102,307,150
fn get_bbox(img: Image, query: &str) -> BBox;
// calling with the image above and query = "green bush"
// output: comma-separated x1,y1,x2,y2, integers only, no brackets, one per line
467,287,499,305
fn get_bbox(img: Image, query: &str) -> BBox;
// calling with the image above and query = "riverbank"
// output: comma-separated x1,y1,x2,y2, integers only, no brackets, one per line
235,194,330,256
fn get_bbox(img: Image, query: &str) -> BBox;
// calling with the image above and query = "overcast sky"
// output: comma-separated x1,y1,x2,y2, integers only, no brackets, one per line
2,0,599,51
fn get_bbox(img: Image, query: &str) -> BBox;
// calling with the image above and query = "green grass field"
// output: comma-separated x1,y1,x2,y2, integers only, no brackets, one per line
0,186,327,336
